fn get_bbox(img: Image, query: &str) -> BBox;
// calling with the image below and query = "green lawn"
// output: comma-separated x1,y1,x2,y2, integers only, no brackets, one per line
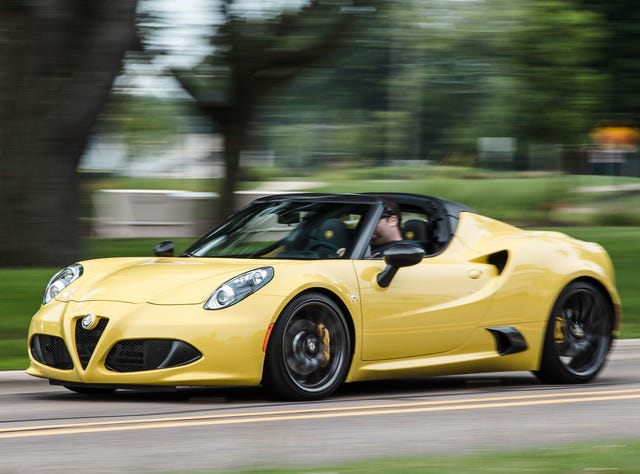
216,440,640,473
554,226,640,337
308,168,640,225
1,228,638,370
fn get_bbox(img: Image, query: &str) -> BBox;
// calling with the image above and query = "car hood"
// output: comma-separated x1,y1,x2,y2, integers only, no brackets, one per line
58,257,274,305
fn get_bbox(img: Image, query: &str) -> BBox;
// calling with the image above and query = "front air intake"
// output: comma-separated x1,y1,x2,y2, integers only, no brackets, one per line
75,318,109,369
30,334,73,369
105,339,202,372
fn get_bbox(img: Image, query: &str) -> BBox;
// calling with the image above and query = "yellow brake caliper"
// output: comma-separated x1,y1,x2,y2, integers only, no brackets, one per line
554,315,566,343
317,323,331,367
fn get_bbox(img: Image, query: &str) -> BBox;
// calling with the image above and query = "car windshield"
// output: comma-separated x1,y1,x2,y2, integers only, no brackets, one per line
186,200,372,259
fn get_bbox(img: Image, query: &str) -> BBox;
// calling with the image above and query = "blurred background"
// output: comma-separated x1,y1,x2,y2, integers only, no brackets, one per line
2,0,640,266
1,1,640,365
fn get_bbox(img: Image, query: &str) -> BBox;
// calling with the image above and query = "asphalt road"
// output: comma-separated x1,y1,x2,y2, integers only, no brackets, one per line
1,340,640,474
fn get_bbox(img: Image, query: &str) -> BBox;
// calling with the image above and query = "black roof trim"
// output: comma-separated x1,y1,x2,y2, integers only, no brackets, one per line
251,192,382,205
252,192,477,218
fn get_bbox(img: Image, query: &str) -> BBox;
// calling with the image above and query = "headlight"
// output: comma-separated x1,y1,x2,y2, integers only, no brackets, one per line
43,264,83,304
204,267,274,310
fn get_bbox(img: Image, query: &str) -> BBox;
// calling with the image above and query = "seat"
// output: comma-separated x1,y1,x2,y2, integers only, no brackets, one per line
319,219,348,246
402,219,428,242
403,218,435,253
312,219,349,257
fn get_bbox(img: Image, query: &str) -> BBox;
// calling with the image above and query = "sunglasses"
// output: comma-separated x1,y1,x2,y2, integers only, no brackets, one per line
381,205,397,218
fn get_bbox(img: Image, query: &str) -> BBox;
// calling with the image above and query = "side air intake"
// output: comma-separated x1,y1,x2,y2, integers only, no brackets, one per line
488,250,509,274
486,326,528,356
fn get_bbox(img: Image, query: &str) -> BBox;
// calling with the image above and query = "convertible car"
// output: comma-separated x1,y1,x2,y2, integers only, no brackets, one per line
27,193,621,400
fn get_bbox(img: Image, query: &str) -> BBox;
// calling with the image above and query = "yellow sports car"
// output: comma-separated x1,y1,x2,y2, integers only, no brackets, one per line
27,193,621,400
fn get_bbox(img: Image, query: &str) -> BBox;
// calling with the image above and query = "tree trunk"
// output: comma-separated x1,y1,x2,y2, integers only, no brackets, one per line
0,1,137,266
218,114,248,223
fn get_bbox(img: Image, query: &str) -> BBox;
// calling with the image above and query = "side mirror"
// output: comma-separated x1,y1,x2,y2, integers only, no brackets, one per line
377,243,425,288
154,240,175,257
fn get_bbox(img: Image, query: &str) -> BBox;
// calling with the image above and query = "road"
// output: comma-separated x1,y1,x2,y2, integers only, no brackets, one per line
1,340,640,474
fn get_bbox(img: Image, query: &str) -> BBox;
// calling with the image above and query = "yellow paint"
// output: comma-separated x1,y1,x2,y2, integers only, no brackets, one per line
2,388,639,439
27,211,621,391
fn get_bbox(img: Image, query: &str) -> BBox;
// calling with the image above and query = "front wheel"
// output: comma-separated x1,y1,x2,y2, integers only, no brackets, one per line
534,281,613,384
263,292,351,400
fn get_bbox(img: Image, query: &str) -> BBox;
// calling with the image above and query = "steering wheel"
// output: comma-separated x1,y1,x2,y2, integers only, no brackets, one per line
307,240,339,257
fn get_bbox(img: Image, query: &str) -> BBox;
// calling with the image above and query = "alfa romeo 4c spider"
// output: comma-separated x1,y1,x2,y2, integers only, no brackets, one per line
27,193,621,400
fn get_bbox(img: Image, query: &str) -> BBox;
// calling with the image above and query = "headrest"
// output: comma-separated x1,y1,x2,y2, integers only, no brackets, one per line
403,219,428,241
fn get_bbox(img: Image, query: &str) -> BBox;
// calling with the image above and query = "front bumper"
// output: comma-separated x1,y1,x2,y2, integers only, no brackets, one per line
27,297,282,387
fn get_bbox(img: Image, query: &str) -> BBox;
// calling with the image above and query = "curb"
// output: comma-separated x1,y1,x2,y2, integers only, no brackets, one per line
0,370,36,383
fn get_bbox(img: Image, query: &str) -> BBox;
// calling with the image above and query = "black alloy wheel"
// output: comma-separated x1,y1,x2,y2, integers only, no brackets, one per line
263,292,351,400
535,281,613,384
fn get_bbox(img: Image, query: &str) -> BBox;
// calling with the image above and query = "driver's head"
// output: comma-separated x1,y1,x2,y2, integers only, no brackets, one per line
371,198,402,246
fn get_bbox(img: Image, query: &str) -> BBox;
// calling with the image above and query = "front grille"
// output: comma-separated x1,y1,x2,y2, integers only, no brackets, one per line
75,318,109,369
106,339,201,372
30,334,73,369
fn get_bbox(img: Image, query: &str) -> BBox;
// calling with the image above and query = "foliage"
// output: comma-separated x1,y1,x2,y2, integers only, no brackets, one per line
592,210,640,226
254,0,610,171
100,94,207,159
578,0,640,121
499,0,608,143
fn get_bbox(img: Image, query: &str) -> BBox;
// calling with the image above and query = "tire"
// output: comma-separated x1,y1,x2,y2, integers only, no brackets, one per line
534,281,613,384
263,292,352,401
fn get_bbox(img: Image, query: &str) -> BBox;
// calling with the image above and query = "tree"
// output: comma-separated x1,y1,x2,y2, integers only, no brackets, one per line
501,0,607,144
0,1,138,266
577,0,640,121
415,0,607,164
255,0,608,168
155,0,379,220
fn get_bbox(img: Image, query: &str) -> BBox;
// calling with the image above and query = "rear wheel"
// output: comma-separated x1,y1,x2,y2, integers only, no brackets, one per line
263,292,351,400
534,281,613,384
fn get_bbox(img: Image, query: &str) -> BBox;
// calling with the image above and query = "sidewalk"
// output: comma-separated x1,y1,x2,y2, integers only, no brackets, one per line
573,183,640,193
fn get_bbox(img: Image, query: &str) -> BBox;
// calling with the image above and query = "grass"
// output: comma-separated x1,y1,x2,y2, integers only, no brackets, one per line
308,167,640,225
213,440,640,473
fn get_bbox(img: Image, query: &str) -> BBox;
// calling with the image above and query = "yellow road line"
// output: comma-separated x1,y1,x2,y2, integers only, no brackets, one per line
2,387,640,439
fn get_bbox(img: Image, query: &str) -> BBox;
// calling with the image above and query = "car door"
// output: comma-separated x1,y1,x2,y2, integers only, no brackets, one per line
354,256,498,360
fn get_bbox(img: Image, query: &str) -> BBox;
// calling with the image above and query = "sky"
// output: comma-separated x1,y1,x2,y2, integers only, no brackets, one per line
139,0,310,64
117,0,310,96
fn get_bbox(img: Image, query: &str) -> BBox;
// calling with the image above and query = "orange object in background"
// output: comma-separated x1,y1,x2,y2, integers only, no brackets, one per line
591,125,640,150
